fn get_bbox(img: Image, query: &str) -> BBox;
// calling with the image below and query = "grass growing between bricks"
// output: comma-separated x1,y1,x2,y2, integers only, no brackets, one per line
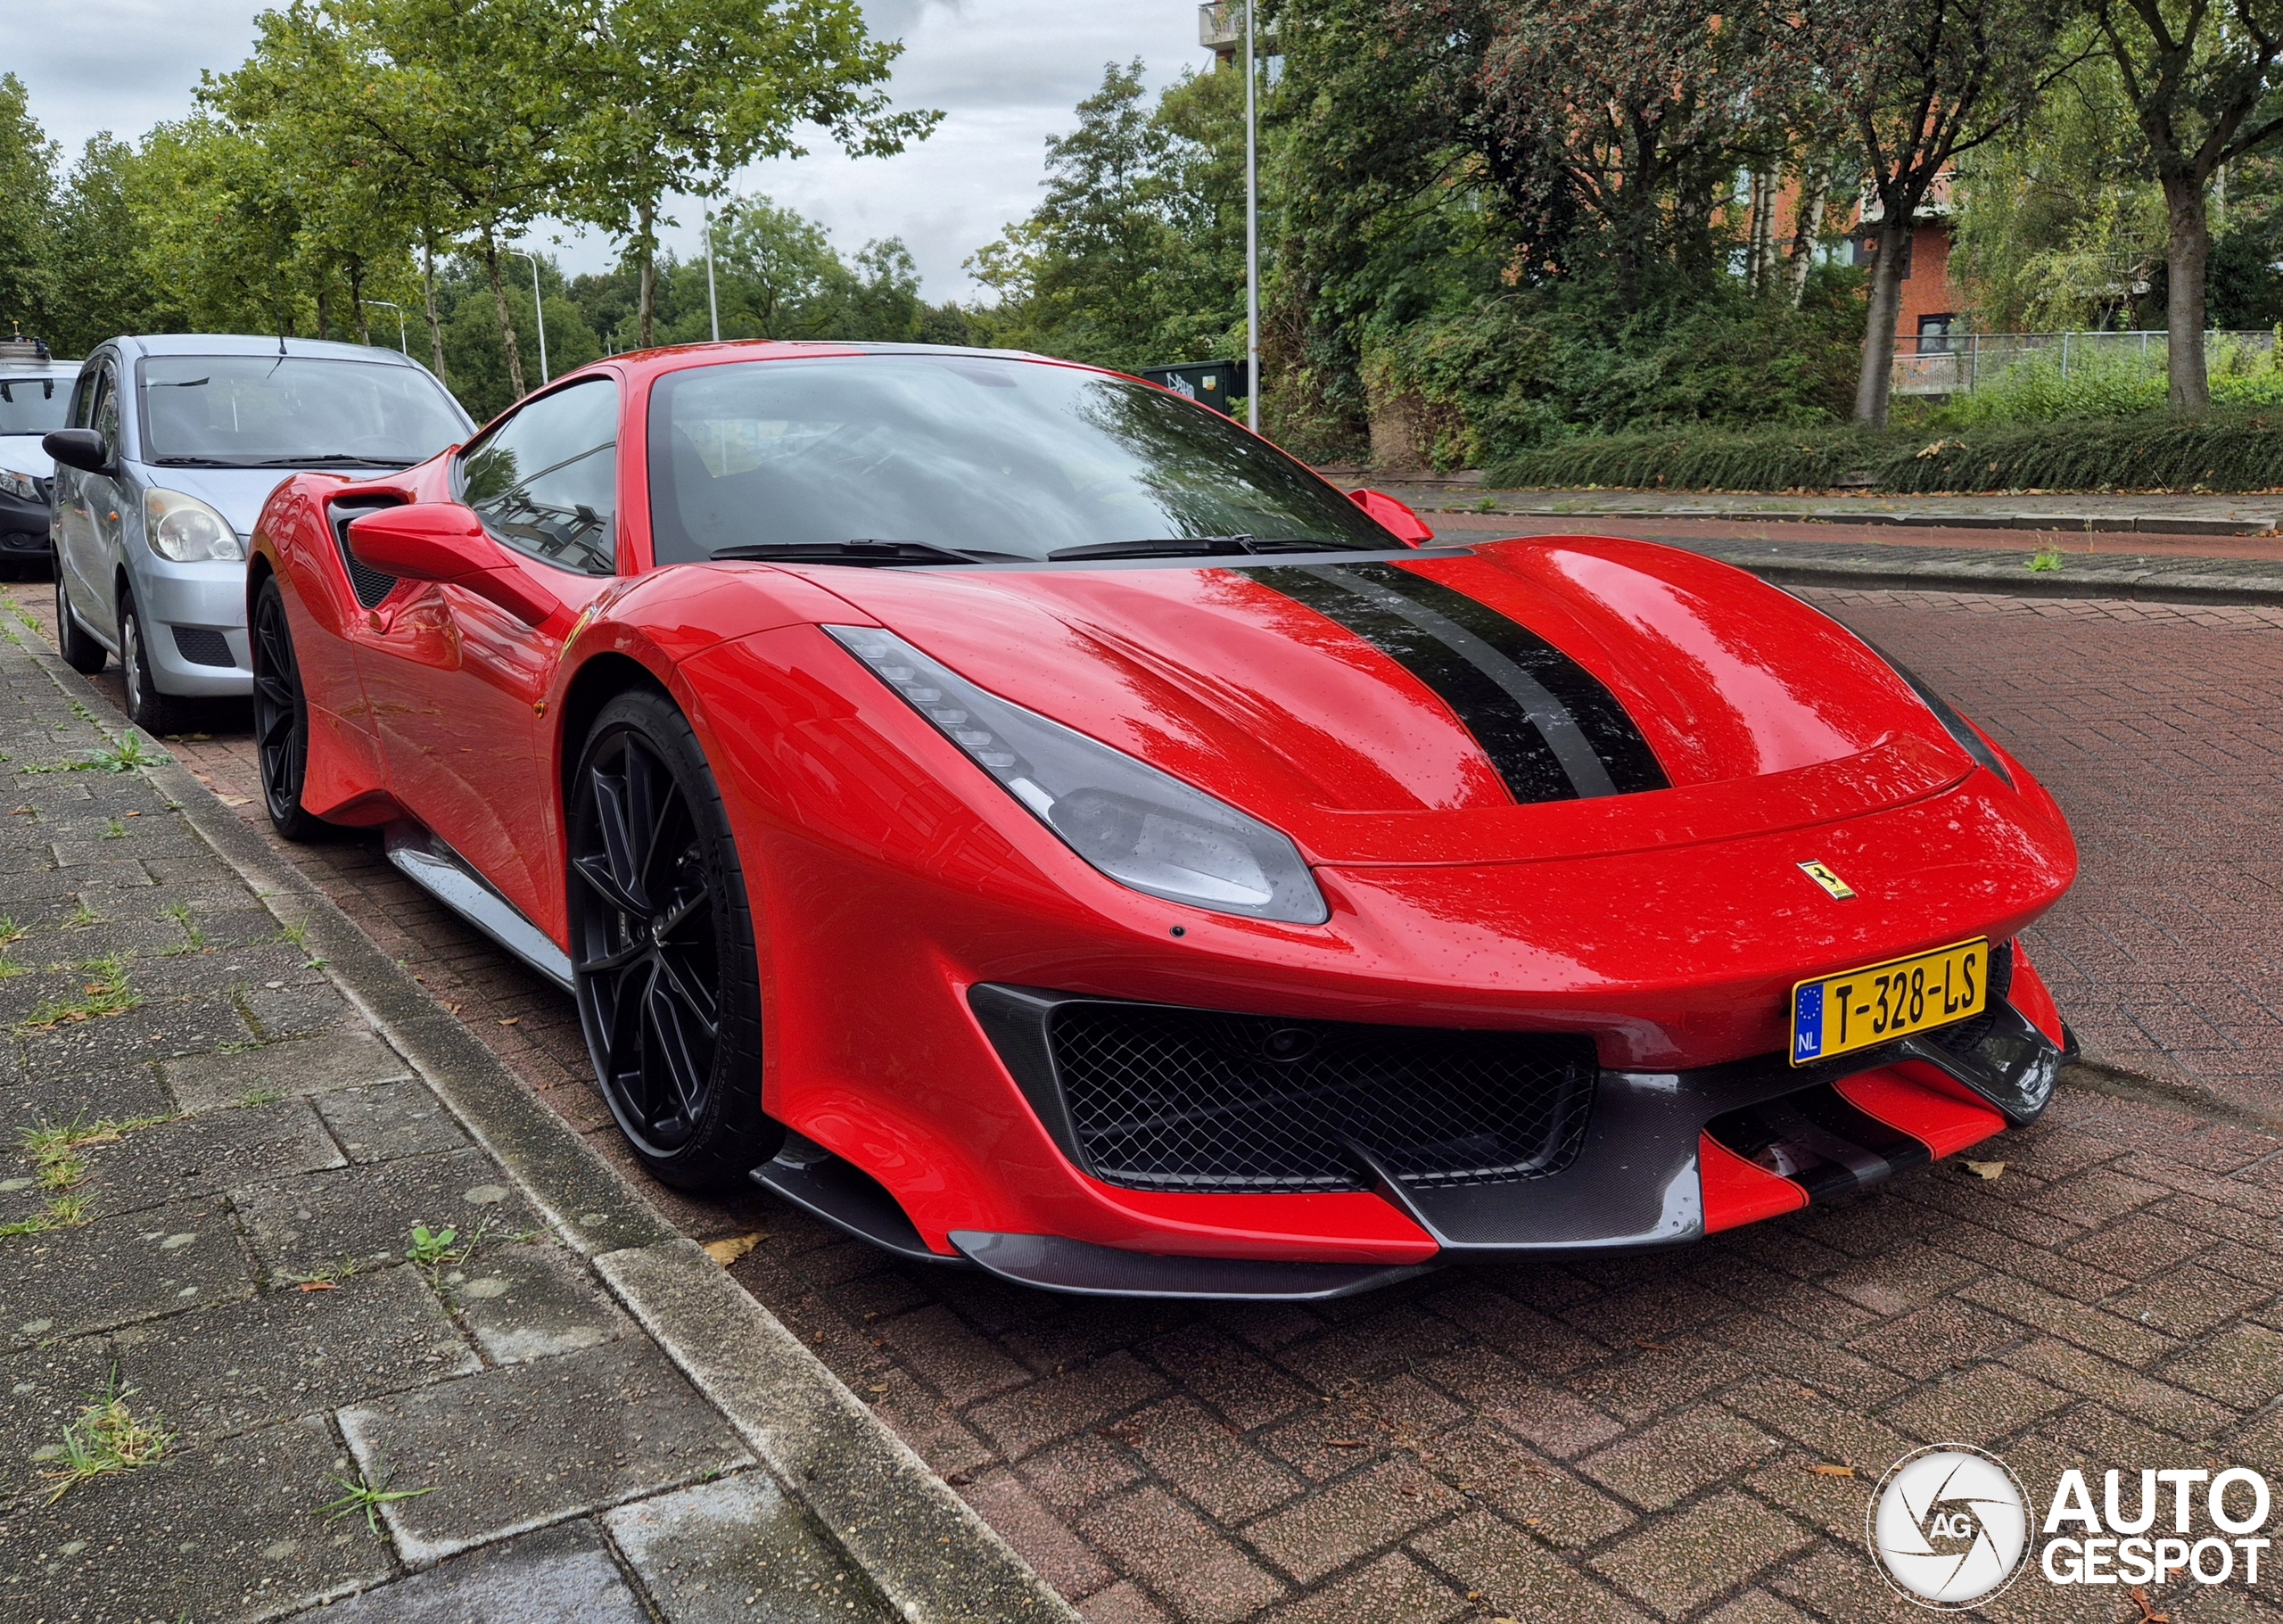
39,1374,175,1503
315,1471,438,1538
16,953,140,1032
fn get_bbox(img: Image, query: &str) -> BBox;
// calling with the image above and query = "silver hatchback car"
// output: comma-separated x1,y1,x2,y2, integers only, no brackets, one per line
44,334,471,732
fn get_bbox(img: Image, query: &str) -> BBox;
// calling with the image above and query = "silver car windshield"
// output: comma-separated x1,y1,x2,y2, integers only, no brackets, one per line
646,354,1395,565
0,375,71,436
138,356,467,468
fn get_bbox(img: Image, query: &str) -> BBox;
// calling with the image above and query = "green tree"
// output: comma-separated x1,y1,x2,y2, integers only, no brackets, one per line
129,115,315,335
1783,0,2071,426
45,136,177,354
0,75,57,338
968,62,1248,373
571,0,936,347
2089,0,2283,412
1951,42,2167,332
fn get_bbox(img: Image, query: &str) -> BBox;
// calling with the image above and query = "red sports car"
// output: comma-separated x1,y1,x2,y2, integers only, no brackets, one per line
246,342,2076,1299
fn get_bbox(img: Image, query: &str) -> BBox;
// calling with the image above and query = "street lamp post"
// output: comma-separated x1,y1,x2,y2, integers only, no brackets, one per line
509,249,550,384
359,300,408,356
704,207,722,343
1244,0,1260,434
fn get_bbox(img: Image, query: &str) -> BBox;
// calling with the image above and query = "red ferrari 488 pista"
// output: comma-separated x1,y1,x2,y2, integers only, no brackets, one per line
246,343,2076,1298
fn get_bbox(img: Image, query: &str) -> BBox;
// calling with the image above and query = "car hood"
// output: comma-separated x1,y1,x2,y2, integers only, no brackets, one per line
0,435,52,479
793,538,1989,866
129,465,306,536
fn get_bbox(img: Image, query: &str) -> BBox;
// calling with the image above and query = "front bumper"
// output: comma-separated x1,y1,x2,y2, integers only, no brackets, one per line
130,557,251,697
755,977,2068,1300
0,487,49,557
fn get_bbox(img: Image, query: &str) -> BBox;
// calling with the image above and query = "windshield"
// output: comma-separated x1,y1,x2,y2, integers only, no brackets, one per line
0,374,73,436
646,354,1396,565
137,355,468,468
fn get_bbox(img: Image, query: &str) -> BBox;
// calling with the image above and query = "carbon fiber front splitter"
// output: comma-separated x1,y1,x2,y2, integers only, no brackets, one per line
758,1000,2067,1299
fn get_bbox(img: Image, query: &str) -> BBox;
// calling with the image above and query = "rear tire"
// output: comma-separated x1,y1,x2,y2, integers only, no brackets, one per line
251,576,333,842
567,688,777,1191
54,572,105,674
119,589,194,737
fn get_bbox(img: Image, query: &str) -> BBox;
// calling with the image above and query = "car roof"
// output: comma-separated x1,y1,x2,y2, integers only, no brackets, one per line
105,334,424,367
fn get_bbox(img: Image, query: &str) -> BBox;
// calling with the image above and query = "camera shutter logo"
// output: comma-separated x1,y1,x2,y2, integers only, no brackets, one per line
1867,1445,2032,1609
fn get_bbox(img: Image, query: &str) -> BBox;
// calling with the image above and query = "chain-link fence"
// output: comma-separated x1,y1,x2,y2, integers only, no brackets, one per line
1893,329,2279,396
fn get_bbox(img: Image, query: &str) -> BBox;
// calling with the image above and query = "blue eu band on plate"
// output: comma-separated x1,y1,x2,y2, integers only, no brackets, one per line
1792,938,1989,1064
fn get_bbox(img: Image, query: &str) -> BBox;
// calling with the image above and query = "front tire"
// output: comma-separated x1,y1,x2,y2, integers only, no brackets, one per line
250,576,333,842
567,688,776,1190
54,572,106,674
119,589,194,737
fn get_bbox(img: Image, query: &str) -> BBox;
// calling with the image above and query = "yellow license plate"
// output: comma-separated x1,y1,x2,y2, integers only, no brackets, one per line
1791,938,1989,1065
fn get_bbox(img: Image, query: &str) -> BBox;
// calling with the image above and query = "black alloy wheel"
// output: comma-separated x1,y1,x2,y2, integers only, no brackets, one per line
117,589,192,737
567,688,775,1190
251,576,330,842
54,570,105,674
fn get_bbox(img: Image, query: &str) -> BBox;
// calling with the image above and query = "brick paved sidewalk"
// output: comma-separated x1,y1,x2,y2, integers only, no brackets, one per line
0,611,1001,1619
12,577,2283,1623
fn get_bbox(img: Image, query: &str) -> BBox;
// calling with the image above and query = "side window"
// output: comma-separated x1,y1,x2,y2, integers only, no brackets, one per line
70,364,99,428
458,378,619,576
87,368,120,461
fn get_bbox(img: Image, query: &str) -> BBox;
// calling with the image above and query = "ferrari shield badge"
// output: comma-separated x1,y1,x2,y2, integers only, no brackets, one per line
1798,861,1857,900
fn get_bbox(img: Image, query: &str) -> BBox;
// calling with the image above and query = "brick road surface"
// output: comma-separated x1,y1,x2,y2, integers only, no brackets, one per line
11,573,2283,1623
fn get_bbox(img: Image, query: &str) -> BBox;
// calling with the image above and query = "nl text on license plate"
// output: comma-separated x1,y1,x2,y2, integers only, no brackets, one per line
1790,938,1990,1065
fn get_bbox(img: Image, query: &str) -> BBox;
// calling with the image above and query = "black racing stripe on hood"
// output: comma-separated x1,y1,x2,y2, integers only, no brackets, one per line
1252,562,1668,804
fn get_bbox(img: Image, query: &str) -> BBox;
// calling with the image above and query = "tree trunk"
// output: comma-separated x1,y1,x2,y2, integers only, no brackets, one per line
2161,170,2212,416
482,228,528,400
1749,168,1777,293
316,277,334,342
350,259,370,345
1785,169,1829,309
637,197,656,349
1853,215,1910,427
421,237,448,384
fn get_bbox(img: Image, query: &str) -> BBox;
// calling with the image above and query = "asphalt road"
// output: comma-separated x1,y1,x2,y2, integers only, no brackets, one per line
12,567,2283,1624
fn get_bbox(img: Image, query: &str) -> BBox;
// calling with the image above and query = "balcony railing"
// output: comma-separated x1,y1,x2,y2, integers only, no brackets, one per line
1199,2,1280,51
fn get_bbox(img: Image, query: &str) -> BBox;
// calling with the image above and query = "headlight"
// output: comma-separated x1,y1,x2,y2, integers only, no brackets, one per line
829,625,1330,925
1876,649,2015,788
143,489,247,563
0,468,37,502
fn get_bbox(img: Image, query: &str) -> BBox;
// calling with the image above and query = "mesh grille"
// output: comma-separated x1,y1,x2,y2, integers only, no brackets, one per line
1050,1003,1597,1192
171,626,235,668
329,497,402,611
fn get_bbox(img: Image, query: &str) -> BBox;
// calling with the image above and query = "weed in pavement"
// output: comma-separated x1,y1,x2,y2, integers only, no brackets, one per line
18,955,141,1032
317,1471,437,1537
0,914,23,980
161,902,206,953
102,818,125,840
2028,545,2066,573
42,1374,173,1502
0,1192,92,1237
65,902,99,929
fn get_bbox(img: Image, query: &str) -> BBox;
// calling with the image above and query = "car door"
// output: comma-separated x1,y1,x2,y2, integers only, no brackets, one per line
55,358,126,641
359,377,623,935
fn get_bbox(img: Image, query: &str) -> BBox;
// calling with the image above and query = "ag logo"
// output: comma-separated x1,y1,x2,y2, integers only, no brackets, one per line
1867,1444,2031,1609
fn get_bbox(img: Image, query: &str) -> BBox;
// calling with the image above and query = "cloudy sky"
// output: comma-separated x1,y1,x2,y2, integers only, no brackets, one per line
1,0,1209,298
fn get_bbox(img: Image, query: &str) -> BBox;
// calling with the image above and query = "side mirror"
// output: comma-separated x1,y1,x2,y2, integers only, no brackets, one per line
1349,488,1435,546
346,503,559,625
43,428,113,478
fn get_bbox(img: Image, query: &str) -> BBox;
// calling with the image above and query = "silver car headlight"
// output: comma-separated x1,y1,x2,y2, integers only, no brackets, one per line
0,468,37,503
829,625,1330,925
143,488,247,563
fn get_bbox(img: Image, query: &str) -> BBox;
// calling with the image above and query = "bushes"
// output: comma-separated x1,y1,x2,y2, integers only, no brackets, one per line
1484,407,2283,492
1350,272,1868,471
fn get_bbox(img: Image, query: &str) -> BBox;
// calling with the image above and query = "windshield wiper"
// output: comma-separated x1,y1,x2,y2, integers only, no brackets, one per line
245,455,415,468
709,540,1001,567
150,456,260,467
1048,535,1258,561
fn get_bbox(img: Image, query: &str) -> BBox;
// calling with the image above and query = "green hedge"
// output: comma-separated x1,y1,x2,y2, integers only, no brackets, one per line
1483,408,2283,493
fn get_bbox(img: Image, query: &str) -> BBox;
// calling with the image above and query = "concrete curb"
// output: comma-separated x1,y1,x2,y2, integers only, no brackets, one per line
12,635,1076,1623
1427,502,2281,537
1681,544,2283,606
